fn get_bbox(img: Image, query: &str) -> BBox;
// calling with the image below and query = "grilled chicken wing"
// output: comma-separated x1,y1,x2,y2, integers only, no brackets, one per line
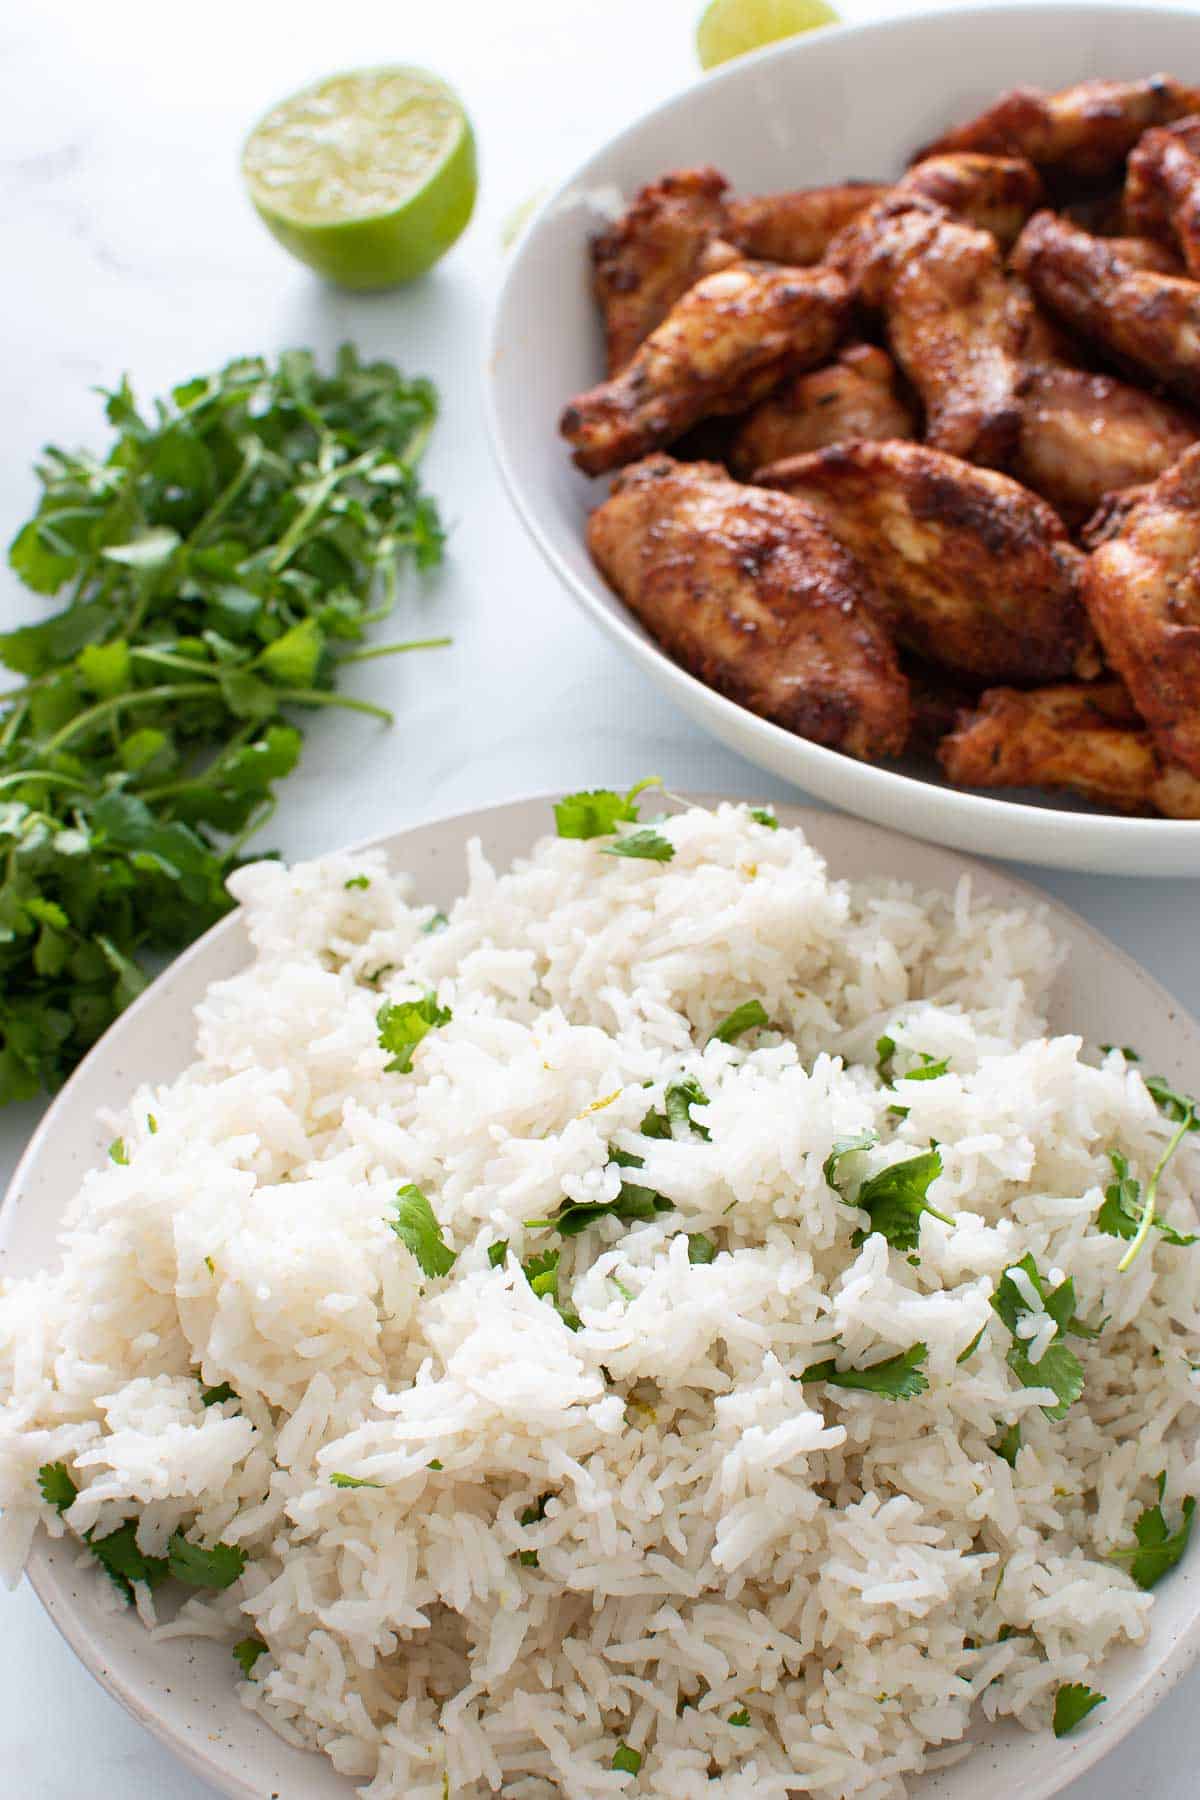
1014,364,1199,525
560,262,849,475
586,455,909,758
1080,443,1200,778
1125,117,1200,277
896,153,1044,247
590,168,731,375
939,682,1200,817
1013,211,1200,406
724,181,888,265
827,197,1024,464
729,343,916,476
914,75,1200,182
756,438,1089,683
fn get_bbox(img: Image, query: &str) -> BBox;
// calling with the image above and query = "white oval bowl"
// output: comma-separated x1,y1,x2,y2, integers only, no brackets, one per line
486,2,1200,878
3,794,1200,1797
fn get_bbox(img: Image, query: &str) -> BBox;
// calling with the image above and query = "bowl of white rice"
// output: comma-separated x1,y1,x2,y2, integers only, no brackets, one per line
1,793,1198,1800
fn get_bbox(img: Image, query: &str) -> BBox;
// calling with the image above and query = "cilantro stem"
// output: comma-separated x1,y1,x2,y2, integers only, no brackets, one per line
0,698,29,755
39,683,218,755
186,442,261,549
129,647,223,677
278,687,393,723
267,447,379,574
335,636,451,665
1118,1112,1196,1272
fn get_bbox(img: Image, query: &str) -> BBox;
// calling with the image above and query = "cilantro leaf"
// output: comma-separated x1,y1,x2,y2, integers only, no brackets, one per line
167,1532,246,1589
991,1255,1086,1418
749,808,778,829
529,1173,675,1238
329,1473,382,1489
108,1138,128,1165
554,778,660,840
232,1636,268,1677
487,1240,509,1268
850,1149,950,1252
37,1461,78,1514
641,1076,711,1142
1053,1684,1106,1737
994,1422,1021,1467
798,1342,929,1400
388,1184,457,1278
687,1232,716,1264
956,1324,987,1365
822,1130,878,1188
898,1053,950,1083
200,1381,236,1407
728,1708,751,1726
520,1248,580,1329
89,1523,169,1599
599,828,674,863
1145,1075,1200,1130
1111,1478,1196,1589
612,1745,642,1776
376,993,451,1073
875,1035,897,1082
708,999,768,1045
1099,1149,1197,1248
344,875,370,891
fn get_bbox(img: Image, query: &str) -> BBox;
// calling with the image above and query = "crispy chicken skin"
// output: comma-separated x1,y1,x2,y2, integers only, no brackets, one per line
560,263,849,476
724,182,888,266
729,343,916,476
939,682,1200,818
1014,364,1199,525
914,76,1200,181
1013,211,1200,406
756,439,1089,683
826,197,1024,465
590,167,731,375
1080,443,1200,778
1125,117,1200,277
586,455,910,758
896,153,1044,247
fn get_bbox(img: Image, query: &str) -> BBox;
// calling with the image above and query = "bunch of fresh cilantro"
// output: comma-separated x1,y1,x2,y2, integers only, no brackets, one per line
0,346,444,1103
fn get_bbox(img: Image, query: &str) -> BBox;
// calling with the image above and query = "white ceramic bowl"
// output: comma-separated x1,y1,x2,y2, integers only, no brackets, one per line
4,794,1200,1798
486,2,1200,878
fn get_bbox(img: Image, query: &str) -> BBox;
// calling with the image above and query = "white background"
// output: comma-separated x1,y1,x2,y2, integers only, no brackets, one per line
1,0,1197,1791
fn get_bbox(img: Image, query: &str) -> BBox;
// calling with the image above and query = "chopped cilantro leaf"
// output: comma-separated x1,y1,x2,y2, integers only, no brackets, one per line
708,999,768,1045
600,828,674,863
957,1324,987,1365
90,1522,169,1599
1108,1091,1199,1270
422,910,449,934
728,1708,751,1726
749,807,779,829
798,1342,929,1401
1053,1684,1106,1737
1100,1044,1139,1061
428,1459,443,1470
344,875,370,890
528,1170,675,1239
108,1138,128,1165
899,1053,950,1083
1111,1477,1196,1589
554,778,660,840
487,1240,509,1269
200,1381,235,1407
521,1248,580,1329
1145,1075,1200,1129
146,1113,158,1134
991,1254,1086,1419
822,1130,877,1188
232,1636,268,1677
330,1473,381,1489
612,1744,642,1776
688,1232,716,1264
875,1035,897,1082
388,1184,457,1278
850,1149,950,1252
994,1422,1021,1467
37,1461,78,1513
167,1532,245,1589
1099,1148,1196,1249
376,992,451,1073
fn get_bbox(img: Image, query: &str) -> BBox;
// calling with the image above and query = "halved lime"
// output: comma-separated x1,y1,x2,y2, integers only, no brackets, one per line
242,66,477,290
696,0,840,70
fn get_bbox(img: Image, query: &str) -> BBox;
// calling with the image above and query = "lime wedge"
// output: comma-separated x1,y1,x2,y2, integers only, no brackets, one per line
696,0,840,69
242,67,477,290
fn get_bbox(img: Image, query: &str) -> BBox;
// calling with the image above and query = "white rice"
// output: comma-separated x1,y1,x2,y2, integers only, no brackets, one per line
2,800,1198,1798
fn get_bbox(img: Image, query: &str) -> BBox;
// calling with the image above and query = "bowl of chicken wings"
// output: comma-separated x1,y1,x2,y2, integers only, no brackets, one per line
487,2,1200,875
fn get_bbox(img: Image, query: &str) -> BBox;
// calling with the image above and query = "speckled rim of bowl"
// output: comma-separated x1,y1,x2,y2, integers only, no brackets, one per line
483,1,1200,878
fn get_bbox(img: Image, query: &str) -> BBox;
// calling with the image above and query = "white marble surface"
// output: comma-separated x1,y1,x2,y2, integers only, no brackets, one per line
1,0,1198,1791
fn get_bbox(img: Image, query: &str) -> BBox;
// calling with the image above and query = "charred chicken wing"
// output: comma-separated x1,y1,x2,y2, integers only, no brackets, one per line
896,152,1044,247
1125,116,1200,277
1081,443,1200,778
915,75,1200,182
724,181,888,265
1015,364,1199,525
590,167,731,375
756,438,1089,683
826,197,1026,464
560,262,849,475
939,682,1200,818
586,455,910,758
729,343,917,476
1013,210,1200,406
